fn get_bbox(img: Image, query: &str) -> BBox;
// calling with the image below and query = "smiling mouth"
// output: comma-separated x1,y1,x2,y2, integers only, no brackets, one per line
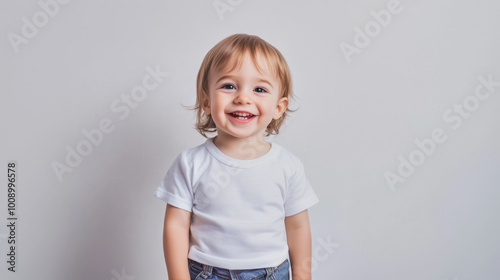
228,112,255,120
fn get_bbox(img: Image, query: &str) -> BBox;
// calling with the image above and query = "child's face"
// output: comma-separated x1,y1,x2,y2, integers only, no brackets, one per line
204,52,288,141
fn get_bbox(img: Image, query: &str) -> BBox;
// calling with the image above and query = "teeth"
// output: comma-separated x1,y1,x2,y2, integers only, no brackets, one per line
232,112,252,117
230,111,254,120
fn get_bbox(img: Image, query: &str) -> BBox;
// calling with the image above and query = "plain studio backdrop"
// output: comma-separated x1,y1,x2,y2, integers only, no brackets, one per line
1,0,500,279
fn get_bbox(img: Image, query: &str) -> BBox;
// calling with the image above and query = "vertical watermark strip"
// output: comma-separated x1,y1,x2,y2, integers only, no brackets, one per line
6,161,18,272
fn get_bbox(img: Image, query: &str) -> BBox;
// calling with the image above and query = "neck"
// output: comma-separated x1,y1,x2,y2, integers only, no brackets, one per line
213,134,271,160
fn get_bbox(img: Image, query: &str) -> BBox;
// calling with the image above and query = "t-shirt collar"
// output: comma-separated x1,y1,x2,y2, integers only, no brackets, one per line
204,137,280,168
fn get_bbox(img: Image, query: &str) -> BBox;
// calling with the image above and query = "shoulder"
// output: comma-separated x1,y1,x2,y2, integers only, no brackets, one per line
272,142,305,171
273,142,302,162
170,139,211,169
179,140,209,159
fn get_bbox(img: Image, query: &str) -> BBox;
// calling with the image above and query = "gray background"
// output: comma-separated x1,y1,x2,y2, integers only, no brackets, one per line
1,0,500,279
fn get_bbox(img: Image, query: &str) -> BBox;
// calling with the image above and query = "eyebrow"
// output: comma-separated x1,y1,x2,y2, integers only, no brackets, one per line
215,75,275,89
257,78,275,89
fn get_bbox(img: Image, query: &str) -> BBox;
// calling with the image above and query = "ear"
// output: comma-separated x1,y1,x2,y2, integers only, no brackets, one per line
273,97,288,120
202,95,211,115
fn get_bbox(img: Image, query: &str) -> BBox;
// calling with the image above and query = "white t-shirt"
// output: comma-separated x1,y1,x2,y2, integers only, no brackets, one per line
154,137,319,269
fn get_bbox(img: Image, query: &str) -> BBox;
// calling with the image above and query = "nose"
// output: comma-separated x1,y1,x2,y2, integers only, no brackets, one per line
233,89,252,104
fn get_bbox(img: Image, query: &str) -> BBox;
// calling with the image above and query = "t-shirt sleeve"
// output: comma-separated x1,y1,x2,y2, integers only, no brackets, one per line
284,157,319,217
154,152,193,212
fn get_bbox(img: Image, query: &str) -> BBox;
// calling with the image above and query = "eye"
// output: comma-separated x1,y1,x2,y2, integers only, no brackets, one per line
221,84,235,90
254,87,268,93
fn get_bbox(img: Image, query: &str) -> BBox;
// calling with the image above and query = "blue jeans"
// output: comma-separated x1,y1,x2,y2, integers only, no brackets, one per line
188,258,290,280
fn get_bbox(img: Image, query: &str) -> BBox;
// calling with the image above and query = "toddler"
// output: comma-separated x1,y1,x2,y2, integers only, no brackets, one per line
155,34,319,280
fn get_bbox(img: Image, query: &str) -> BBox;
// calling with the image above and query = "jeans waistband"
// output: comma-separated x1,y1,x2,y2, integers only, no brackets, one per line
189,258,288,279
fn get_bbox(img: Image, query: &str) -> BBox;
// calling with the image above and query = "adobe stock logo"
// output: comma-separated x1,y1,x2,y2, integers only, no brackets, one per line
385,74,499,191
212,0,243,21
311,235,339,272
195,139,263,209
339,0,404,63
51,65,169,182
295,235,340,275
110,267,135,280
7,0,71,54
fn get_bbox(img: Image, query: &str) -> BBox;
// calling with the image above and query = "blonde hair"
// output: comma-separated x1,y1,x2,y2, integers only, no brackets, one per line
193,34,294,137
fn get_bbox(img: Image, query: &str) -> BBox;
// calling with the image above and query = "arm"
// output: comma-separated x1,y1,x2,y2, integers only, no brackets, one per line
163,204,191,280
285,210,312,280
